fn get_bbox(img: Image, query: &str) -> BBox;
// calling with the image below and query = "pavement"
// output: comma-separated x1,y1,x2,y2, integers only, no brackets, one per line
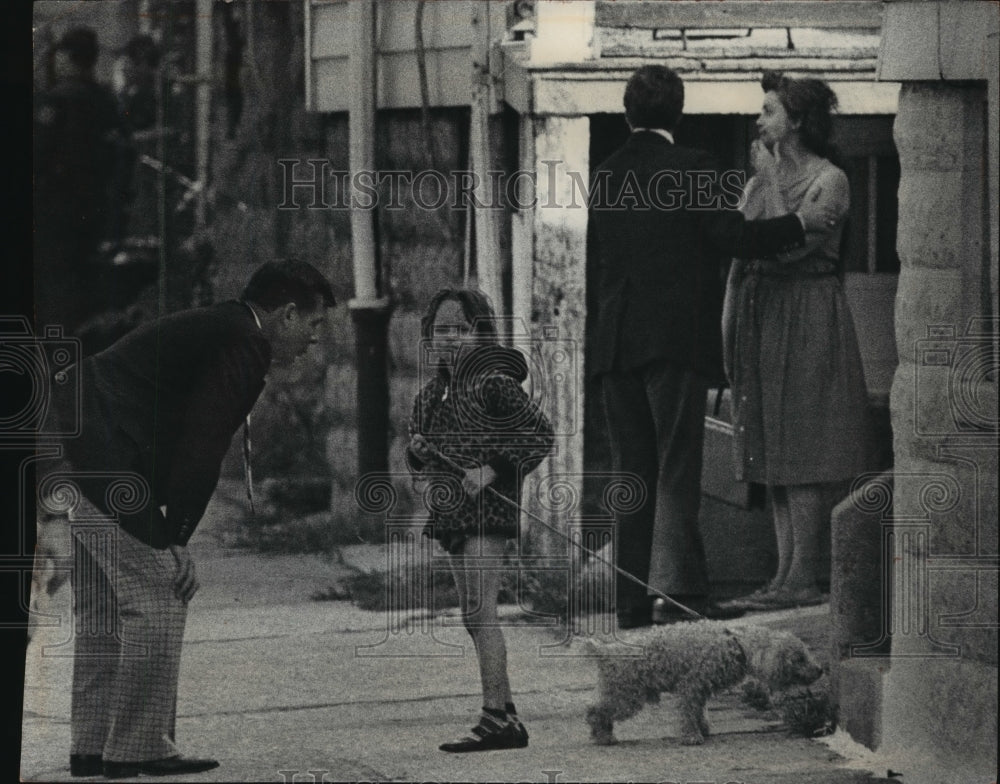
20,486,894,783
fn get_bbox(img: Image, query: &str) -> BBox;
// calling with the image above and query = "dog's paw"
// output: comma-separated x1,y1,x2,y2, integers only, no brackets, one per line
740,677,772,711
681,732,706,746
591,731,618,746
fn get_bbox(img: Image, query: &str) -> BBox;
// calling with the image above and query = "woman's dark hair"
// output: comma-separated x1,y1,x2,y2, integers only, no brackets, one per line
421,288,498,344
624,65,685,132
241,259,336,312
761,71,839,159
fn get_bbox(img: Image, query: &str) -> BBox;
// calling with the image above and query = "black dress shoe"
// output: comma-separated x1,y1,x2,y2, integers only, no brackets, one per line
652,597,746,623
616,605,653,629
652,597,703,624
70,754,103,777
699,602,747,620
103,756,220,778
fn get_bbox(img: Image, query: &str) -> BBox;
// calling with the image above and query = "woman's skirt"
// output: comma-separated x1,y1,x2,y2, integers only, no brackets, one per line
730,269,870,486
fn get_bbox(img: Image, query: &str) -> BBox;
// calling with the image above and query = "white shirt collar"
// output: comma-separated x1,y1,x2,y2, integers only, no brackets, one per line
244,301,262,330
631,127,674,144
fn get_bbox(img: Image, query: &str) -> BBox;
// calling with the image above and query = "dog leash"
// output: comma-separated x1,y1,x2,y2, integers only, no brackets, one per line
418,445,706,621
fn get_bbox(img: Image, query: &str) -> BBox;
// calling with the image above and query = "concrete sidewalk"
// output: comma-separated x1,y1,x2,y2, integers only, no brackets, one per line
21,492,891,783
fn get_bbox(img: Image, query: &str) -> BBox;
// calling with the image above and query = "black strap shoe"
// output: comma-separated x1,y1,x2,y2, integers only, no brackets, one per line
103,756,220,778
69,754,103,777
439,713,521,753
509,716,529,748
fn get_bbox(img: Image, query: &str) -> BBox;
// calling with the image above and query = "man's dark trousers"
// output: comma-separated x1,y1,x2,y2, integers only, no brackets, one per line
602,360,709,618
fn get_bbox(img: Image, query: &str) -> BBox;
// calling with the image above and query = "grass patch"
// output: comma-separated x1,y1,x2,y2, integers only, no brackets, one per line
230,510,351,554
230,474,413,554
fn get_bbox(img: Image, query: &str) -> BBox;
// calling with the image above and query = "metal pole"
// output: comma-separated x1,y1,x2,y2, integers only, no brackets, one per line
349,0,392,476
194,0,213,229
349,0,379,304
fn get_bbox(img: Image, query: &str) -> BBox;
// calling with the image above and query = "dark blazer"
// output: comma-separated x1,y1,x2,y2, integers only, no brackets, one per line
62,301,271,548
589,131,805,381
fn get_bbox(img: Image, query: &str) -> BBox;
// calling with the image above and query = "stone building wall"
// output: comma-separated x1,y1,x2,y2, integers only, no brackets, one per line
837,3,999,781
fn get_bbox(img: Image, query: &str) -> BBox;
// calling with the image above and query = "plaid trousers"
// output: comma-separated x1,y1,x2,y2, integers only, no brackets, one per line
70,499,188,763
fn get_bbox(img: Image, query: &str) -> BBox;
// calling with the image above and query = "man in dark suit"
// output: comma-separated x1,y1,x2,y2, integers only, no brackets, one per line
49,260,335,777
589,65,835,628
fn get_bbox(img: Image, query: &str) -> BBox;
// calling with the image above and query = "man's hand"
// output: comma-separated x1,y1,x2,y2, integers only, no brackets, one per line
409,434,436,462
462,465,498,499
796,187,839,233
168,544,199,604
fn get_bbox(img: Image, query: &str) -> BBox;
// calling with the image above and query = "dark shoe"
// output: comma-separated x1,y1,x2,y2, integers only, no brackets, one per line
103,756,220,778
510,717,529,748
699,602,747,620
439,713,521,753
752,587,827,610
652,597,746,623
651,597,702,624
70,754,103,777
616,605,653,629
715,585,781,612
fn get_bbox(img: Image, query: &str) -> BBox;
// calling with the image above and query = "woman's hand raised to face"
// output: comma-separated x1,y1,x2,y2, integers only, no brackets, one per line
750,139,779,180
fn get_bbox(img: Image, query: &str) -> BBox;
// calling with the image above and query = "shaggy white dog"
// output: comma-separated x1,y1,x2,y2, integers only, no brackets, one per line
584,621,823,745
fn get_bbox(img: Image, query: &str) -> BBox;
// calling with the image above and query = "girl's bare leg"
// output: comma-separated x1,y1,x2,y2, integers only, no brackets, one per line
450,535,511,710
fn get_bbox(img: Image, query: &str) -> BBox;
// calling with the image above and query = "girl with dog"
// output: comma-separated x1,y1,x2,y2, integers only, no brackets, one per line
406,288,554,752
723,72,869,611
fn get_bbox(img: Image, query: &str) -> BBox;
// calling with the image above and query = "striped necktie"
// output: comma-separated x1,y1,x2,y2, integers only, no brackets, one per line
243,416,255,515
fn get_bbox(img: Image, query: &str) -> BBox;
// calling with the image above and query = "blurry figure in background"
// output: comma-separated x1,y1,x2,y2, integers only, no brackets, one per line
406,289,554,752
115,34,161,134
33,26,130,334
105,34,161,247
721,72,869,611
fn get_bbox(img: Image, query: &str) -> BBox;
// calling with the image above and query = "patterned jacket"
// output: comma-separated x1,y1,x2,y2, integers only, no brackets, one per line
406,345,555,550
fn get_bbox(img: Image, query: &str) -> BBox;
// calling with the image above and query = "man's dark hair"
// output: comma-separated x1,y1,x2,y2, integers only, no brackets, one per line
56,27,100,71
241,259,336,312
624,65,684,132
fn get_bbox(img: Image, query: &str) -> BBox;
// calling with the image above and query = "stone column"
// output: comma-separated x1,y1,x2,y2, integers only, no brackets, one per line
883,79,998,783
519,115,590,555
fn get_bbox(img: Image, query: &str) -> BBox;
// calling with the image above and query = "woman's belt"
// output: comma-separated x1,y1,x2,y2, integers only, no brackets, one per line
742,258,837,277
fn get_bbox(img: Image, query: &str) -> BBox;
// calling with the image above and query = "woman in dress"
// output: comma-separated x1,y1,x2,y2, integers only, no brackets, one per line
723,72,869,609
